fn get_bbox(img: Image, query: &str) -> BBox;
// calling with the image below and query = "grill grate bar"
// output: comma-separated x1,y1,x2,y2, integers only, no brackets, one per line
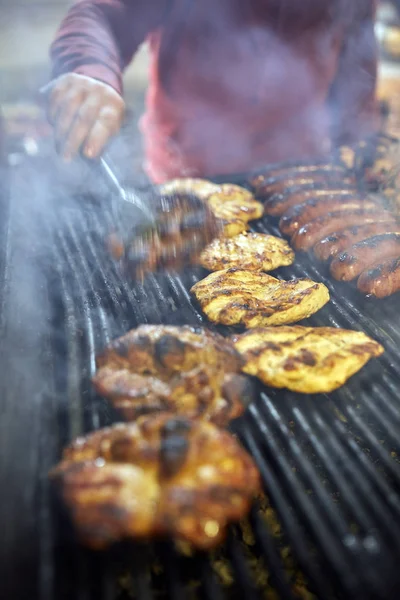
249,506,298,600
45,202,400,600
198,555,225,600
225,530,261,600
239,420,338,600
249,399,371,598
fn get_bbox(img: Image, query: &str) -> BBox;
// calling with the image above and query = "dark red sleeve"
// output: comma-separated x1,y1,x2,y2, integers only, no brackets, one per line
329,0,379,146
50,0,169,94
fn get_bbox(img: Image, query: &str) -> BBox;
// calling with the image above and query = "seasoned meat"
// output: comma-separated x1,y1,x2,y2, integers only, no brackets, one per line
160,178,220,200
93,325,250,426
115,193,222,277
264,185,357,216
199,232,294,272
50,414,261,550
252,169,353,200
330,233,400,282
190,268,329,328
358,256,400,298
232,326,383,393
291,208,394,252
249,161,344,190
206,184,264,237
313,221,399,262
160,178,263,238
279,196,376,237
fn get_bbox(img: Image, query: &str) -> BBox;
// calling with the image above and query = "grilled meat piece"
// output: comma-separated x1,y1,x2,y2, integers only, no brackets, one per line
190,268,329,328
206,184,264,237
358,256,400,298
93,325,250,426
160,178,220,200
160,178,263,238
291,208,394,252
313,221,400,262
252,169,353,200
264,184,357,216
279,196,377,237
232,326,383,394
330,233,400,282
50,414,260,550
249,160,343,190
199,232,294,273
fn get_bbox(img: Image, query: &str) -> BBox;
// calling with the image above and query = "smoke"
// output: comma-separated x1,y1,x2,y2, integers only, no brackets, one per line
139,1,378,182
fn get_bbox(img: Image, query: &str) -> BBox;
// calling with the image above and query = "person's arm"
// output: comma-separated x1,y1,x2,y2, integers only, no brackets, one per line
329,0,379,147
47,0,168,160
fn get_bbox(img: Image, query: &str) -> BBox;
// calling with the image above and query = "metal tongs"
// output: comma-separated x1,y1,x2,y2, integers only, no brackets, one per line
90,155,222,277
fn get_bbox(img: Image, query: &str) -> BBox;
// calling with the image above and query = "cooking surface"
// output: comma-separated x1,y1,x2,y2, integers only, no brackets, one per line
2,160,400,600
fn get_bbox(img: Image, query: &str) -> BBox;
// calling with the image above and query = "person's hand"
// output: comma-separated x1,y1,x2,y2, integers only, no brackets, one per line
42,73,125,161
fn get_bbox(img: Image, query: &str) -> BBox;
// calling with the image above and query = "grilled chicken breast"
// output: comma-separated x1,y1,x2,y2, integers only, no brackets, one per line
160,179,263,237
191,268,329,328
160,178,220,200
93,325,250,426
232,326,384,393
206,184,264,236
50,414,260,550
199,232,294,272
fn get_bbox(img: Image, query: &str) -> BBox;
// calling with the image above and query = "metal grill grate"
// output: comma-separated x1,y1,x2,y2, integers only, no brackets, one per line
2,163,400,600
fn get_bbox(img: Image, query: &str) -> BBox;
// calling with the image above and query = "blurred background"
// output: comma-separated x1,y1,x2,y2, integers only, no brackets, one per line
1,0,400,168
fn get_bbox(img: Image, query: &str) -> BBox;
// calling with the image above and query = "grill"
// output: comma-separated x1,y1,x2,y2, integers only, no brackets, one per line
2,159,400,600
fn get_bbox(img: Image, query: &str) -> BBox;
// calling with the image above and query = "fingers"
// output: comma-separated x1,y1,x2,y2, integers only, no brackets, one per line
83,104,124,159
61,95,104,161
44,73,125,161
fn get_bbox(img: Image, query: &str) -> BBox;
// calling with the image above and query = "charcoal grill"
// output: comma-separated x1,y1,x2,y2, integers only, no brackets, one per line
2,158,400,600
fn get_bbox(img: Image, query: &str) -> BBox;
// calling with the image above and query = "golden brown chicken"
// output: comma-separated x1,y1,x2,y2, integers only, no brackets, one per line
191,269,329,328
199,232,295,272
232,326,383,393
50,414,261,550
160,178,264,237
93,325,251,426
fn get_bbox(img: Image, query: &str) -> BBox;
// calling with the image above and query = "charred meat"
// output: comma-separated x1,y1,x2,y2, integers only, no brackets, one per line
50,414,261,550
264,184,358,216
190,268,329,328
199,232,294,272
330,233,400,282
232,326,383,394
279,196,377,237
290,208,394,252
93,325,250,426
251,168,353,200
357,256,400,298
313,221,400,262
160,178,264,238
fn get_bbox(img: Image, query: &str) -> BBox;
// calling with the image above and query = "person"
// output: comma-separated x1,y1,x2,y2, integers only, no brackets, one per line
47,0,378,184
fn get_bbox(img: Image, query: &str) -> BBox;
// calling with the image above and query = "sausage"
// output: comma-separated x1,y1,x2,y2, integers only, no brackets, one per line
250,163,346,190
313,221,400,261
264,184,357,216
330,233,400,281
255,171,354,199
357,256,400,298
291,209,394,252
279,196,375,236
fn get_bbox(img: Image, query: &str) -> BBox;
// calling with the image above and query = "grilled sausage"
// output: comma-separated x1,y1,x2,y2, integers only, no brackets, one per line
330,233,400,282
279,196,375,236
264,184,357,216
255,171,354,199
313,221,400,261
291,209,394,252
357,256,400,298
250,163,346,190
